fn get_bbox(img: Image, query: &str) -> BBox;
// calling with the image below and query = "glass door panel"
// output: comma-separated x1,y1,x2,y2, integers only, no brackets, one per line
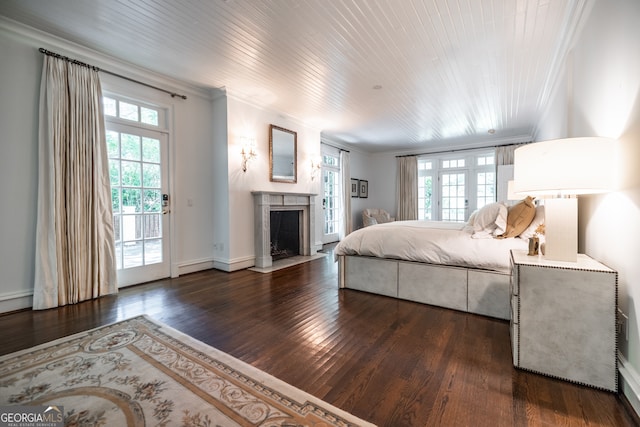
322,168,340,243
440,171,468,222
106,123,169,286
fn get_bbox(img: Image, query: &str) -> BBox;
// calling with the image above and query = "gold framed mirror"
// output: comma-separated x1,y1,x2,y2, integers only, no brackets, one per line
269,124,297,183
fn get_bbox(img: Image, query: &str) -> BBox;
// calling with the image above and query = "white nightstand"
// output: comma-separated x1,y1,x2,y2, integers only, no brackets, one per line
510,250,618,392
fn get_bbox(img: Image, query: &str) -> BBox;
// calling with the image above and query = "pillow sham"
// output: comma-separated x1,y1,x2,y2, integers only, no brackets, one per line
467,209,478,226
470,202,508,238
519,205,545,239
498,196,536,238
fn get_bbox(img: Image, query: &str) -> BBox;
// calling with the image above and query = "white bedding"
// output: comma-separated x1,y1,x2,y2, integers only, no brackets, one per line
334,220,528,273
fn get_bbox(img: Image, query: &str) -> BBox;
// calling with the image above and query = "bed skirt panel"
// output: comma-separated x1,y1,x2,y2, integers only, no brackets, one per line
341,256,398,298
339,255,511,320
467,270,511,319
398,262,467,312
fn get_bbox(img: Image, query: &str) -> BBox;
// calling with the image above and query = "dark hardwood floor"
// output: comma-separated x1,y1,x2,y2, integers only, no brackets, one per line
1,248,637,426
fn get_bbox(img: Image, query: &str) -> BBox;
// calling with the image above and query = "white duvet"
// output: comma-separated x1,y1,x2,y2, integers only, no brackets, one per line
334,220,528,273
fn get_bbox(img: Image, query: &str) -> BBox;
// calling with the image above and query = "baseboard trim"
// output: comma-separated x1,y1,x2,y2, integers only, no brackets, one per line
619,352,640,420
0,290,33,314
177,258,215,275
213,256,255,272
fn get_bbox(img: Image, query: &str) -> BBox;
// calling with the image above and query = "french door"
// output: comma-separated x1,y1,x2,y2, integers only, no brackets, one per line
439,170,469,222
106,122,170,286
322,167,340,243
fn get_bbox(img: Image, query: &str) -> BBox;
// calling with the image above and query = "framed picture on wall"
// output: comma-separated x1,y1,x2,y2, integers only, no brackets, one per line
359,180,368,198
351,178,359,197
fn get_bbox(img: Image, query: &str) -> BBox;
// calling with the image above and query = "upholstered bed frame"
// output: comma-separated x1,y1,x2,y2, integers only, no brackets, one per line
337,255,511,320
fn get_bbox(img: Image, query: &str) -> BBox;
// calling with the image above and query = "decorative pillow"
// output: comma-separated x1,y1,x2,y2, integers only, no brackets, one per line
471,202,507,238
372,213,389,224
363,216,378,227
498,196,536,238
519,205,545,239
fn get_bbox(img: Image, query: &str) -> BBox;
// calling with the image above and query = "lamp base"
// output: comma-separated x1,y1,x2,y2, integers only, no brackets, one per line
543,198,578,263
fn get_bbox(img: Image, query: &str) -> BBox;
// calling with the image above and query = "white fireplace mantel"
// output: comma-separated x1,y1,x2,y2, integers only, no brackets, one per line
252,191,317,268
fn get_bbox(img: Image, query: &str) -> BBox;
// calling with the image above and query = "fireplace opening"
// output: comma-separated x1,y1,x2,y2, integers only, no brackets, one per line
270,210,300,261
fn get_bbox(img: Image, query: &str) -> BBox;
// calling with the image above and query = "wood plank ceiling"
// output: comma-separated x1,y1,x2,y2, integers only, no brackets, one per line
0,0,587,152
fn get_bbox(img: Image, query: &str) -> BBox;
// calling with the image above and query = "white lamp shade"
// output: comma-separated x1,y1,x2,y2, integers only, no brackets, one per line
513,137,615,196
506,180,518,201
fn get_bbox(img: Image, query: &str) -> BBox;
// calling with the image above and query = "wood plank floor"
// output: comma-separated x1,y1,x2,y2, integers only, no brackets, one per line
1,248,637,426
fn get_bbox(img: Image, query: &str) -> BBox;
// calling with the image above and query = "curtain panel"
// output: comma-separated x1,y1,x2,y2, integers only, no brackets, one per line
495,142,530,165
396,156,418,221
33,55,117,310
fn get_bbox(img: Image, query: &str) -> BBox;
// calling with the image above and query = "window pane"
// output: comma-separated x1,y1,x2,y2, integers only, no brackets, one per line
122,189,142,213
109,160,120,186
123,240,143,268
121,134,141,160
143,163,161,188
103,97,116,116
141,107,159,126
144,239,162,265
121,161,141,186
106,131,119,158
113,214,121,241
120,101,139,121
115,242,122,269
144,215,162,238
142,138,160,163
143,189,161,213
111,188,121,212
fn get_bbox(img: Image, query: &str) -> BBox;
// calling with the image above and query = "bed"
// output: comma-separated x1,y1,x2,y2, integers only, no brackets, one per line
336,200,544,320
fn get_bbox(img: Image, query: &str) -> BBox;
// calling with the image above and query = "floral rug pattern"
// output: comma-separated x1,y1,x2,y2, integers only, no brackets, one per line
0,315,374,427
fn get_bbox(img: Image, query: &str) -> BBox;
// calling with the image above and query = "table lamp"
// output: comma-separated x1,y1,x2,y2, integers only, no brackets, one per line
513,137,615,262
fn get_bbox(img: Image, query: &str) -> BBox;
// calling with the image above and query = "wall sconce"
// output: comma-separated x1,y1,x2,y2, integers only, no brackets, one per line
311,157,322,180
240,137,257,172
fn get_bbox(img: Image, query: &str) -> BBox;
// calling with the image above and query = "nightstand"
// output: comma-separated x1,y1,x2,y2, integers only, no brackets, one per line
510,250,618,392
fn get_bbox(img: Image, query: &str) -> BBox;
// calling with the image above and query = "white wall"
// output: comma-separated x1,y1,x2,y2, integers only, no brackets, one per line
345,149,398,230
0,26,40,312
213,96,322,271
0,19,215,311
536,0,640,413
211,94,230,267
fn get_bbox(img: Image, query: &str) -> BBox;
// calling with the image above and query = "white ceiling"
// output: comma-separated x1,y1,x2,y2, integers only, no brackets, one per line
0,0,586,152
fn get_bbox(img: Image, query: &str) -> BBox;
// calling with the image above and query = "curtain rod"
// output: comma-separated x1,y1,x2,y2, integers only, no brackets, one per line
39,48,188,100
321,141,350,153
395,141,529,158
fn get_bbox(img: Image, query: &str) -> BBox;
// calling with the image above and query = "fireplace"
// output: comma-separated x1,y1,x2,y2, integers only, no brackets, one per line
270,210,300,260
252,191,316,268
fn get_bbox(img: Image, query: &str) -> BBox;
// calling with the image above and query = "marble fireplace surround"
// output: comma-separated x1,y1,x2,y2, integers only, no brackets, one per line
252,191,317,268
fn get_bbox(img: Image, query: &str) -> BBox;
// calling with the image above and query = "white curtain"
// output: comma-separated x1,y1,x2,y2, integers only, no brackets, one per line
495,143,529,165
33,55,117,310
397,156,418,220
340,151,352,238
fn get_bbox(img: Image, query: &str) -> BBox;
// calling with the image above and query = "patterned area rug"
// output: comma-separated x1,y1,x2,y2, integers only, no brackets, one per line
0,315,375,427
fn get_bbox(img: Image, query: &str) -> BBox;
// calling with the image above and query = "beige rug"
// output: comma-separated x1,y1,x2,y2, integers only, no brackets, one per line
0,315,375,427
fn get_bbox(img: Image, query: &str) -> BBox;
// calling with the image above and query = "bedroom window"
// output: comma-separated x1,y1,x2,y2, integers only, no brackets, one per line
104,96,161,127
440,171,467,221
418,150,495,222
322,148,341,243
418,161,434,220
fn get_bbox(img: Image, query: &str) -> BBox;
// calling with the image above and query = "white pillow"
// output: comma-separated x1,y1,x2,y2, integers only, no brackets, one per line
472,202,508,238
467,210,478,226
